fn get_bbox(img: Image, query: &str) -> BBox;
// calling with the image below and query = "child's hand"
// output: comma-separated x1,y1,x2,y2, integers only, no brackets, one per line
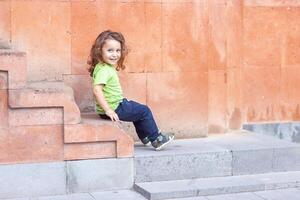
105,109,119,121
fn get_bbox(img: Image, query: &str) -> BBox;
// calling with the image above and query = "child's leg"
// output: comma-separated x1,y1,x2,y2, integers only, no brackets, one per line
115,99,159,142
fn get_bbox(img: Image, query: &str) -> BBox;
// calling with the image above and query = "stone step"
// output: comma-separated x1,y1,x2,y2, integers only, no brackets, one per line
134,131,300,182
63,113,134,160
0,49,27,89
134,171,300,200
8,81,81,125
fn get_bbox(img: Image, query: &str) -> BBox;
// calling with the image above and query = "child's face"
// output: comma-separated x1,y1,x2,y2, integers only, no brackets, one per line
101,39,121,67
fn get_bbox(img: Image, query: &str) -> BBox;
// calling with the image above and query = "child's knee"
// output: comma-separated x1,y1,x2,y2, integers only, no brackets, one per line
142,105,152,115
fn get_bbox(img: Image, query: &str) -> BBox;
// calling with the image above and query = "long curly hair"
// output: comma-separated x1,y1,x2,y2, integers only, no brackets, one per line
87,30,128,77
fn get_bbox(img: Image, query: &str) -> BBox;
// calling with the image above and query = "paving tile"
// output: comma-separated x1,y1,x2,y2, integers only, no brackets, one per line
2,198,29,200
37,193,94,200
206,192,263,200
91,190,146,200
165,196,208,200
255,188,300,200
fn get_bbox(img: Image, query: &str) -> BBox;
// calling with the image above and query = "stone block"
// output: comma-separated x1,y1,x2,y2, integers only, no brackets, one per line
66,158,133,193
64,124,133,157
207,192,263,200
147,72,208,138
285,7,300,66
0,89,8,128
244,0,300,7
71,1,146,74
242,67,281,122
11,0,71,81
286,33,300,66
162,1,208,72
9,108,63,126
243,123,280,138
38,193,94,200
8,83,81,124
208,70,227,133
63,75,94,112
0,1,10,44
0,162,66,199
232,149,274,175
226,69,243,130
226,0,243,69
273,146,300,172
135,151,232,182
119,72,147,104
255,188,300,200
291,122,300,142
280,67,300,121
64,142,116,160
243,7,286,67
0,71,8,89
243,122,300,143
144,2,162,72
208,1,227,70
134,171,300,200
0,50,27,89
0,125,63,164
64,124,118,143
91,190,147,200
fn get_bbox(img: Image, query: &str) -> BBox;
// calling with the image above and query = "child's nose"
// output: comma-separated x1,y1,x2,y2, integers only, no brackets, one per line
112,51,119,56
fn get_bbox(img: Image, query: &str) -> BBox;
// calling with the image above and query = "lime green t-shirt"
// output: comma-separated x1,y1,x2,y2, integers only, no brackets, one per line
92,63,123,114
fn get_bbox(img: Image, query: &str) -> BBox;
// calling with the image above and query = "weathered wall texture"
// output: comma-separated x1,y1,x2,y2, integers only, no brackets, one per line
1,0,300,138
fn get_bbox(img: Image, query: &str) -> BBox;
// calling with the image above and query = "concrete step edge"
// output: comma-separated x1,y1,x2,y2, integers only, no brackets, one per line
134,170,300,200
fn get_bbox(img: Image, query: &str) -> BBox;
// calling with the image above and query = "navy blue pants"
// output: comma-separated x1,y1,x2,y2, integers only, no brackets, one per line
100,99,159,142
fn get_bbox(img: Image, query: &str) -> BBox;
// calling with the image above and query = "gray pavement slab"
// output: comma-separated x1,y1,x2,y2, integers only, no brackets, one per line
206,192,263,200
134,171,300,200
90,190,147,200
165,197,209,200
134,131,300,182
255,188,300,200
135,132,300,182
232,148,274,175
2,198,30,200
35,193,94,200
273,146,300,171
66,158,133,193
0,162,66,199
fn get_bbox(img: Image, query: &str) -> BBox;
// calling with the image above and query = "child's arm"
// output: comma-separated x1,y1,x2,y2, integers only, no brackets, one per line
93,84,119,121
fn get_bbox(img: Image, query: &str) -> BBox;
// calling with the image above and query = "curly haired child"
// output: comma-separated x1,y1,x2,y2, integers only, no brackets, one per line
87,30,174,150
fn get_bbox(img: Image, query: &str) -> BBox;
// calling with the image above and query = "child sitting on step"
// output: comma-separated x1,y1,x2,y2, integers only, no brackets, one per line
87,30,174,151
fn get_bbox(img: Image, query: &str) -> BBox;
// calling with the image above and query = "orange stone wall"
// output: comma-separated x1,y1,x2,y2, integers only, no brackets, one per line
1,0,300,137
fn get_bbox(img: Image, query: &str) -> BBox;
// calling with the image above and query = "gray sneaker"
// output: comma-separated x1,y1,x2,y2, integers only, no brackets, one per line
141,136,150,146
151,133,174,151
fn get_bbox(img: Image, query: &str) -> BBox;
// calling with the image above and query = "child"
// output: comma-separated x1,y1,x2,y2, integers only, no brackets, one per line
87,30,174,151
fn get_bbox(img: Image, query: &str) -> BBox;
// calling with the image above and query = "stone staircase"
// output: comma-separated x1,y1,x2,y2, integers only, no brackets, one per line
2,47,300,200
133,131,300,200
0,47,134,198
0,47,133,164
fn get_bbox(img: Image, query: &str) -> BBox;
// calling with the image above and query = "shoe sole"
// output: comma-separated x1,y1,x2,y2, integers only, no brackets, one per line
155,135,174,151
143,142,151,146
